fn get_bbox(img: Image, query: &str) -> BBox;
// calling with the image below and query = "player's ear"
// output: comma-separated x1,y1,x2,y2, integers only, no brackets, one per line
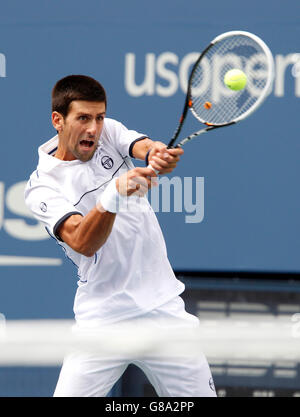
52,111,64,133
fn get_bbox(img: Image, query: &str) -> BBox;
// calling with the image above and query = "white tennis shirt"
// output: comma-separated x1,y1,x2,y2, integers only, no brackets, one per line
25,118,184,325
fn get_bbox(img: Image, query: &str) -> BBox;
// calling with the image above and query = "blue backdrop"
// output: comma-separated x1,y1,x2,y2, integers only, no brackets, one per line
0,0,300,319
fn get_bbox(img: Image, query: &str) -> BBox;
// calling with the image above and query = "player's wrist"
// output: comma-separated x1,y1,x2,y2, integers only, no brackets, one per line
97,178,127,213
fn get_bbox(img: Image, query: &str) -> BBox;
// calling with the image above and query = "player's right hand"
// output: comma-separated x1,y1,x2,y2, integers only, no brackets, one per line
116,167,158,197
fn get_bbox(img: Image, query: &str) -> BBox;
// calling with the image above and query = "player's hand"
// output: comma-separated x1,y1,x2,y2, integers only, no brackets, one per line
148,142,184,174
116,167,158,197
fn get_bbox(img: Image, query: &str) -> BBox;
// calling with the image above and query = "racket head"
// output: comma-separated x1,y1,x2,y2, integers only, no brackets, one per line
188,30,275,126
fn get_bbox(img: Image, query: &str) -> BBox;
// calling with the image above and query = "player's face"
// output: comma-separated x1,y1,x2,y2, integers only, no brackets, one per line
54,100,106,162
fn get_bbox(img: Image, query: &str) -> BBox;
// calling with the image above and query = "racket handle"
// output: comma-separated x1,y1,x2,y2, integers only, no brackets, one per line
167,144,181,149
147,164,159,175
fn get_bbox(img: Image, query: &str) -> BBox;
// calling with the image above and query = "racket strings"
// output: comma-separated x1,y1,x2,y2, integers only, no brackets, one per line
190,34,272,125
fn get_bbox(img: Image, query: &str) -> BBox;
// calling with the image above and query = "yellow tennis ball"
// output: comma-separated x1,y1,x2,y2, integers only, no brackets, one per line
224,69,247,91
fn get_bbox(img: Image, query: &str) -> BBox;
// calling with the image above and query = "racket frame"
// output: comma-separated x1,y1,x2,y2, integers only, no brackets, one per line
168,30,275,148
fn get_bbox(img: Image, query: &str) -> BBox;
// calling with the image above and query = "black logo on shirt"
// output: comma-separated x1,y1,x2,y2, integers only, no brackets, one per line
101,156,114,169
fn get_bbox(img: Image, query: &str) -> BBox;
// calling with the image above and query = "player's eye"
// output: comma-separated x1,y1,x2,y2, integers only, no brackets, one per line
78,115,88,121
96,115,105,121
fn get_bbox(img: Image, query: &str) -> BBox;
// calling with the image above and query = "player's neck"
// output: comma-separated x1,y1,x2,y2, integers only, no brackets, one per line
54,143,77,161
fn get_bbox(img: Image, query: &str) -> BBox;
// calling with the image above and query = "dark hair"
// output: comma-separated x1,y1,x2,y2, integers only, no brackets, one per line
52,75,107,117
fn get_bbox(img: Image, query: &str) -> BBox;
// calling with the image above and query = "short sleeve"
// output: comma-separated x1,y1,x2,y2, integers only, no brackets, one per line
103,118,148,158
24,176,83,241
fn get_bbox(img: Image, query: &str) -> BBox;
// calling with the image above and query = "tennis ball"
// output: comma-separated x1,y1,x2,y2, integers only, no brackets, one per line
224,69,247,91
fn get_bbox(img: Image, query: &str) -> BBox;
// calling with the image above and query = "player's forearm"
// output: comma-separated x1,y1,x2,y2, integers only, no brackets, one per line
77,209,116,257
131,137,154,160
59,209,116,257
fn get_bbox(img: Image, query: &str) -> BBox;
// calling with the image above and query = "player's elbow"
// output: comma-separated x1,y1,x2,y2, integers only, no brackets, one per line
81,248,96,258
75,244,96,258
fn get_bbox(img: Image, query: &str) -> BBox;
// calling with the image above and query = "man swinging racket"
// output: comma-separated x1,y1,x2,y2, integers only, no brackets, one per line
25,74,216,397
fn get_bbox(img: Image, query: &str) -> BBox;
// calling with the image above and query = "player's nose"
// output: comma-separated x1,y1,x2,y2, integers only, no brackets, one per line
86,120,97,137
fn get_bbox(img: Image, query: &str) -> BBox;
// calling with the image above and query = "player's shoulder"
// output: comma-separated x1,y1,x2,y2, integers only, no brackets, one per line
101,118,129,149
24,168,55,200
103,117,125,135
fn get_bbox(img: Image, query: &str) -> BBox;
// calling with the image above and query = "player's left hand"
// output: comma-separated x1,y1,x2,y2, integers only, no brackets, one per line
147,142,184,174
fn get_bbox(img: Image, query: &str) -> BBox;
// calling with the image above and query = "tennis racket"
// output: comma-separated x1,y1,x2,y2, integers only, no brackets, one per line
148,30,274,172
167,30,274,149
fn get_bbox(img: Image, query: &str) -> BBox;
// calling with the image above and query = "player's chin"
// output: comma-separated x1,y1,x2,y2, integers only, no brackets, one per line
76,149,96,162
74,145,97,162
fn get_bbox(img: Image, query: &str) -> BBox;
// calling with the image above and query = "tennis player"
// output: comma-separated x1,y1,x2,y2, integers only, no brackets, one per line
24,75,216,397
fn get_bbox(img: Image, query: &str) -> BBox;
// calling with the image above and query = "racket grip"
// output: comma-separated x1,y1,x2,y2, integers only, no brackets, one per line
167,144,181,149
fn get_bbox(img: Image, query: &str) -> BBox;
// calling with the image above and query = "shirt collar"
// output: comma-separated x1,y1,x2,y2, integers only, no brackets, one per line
37,135,83,172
